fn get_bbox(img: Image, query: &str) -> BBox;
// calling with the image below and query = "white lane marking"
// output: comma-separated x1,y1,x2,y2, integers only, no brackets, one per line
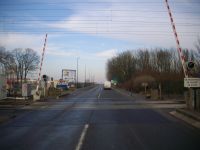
98,93,101,99
75,124,89,150
98,87,102,100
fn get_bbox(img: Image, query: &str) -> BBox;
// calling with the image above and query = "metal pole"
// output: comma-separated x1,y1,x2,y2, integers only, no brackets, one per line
77,57,79,88
62,69,63,80
85,64,86,87
194,88,197,110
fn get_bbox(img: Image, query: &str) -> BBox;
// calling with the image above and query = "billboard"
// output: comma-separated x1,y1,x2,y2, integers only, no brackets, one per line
62,69,76,83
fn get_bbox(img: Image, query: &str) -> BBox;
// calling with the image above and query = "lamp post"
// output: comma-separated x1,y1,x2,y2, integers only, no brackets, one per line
84,64,86,87
76,57,79,88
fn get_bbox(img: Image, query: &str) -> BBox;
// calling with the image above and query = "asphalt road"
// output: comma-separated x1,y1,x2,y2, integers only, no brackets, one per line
0,85,200,150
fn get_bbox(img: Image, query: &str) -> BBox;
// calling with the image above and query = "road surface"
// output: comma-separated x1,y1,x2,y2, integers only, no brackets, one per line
0,85,200,150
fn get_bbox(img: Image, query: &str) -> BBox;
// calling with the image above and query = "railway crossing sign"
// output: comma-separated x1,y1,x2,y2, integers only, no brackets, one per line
184,78,200,88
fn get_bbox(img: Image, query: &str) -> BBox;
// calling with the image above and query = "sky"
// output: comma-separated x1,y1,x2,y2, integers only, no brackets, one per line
0,0,200,83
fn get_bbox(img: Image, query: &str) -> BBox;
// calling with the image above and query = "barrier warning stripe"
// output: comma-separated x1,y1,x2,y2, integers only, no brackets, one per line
36,33,48,92
165,0,188,78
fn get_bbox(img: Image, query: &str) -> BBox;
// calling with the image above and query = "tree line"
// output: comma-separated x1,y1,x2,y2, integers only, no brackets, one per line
106,46,200,95
0,46,40,86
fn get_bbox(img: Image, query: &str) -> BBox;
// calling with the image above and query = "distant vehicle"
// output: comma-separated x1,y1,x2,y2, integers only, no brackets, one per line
56,83,69,90
104,81,111,90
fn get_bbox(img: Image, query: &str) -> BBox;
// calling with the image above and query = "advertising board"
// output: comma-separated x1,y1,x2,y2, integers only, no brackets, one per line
62,69,76,83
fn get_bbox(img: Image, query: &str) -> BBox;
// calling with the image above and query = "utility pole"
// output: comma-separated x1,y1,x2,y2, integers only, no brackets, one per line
84,64,86,87
93,75,95,84
76,57,79,88
89,71,91,83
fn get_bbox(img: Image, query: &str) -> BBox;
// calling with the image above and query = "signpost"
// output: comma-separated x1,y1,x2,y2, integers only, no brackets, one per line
184,78,200,88
184,78,200,111
142,82,148,94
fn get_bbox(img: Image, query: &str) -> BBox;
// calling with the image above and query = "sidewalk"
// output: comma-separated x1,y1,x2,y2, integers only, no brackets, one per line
170,109,200,129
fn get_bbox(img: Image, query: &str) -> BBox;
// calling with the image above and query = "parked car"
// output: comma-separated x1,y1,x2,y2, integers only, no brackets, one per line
56,83,69,90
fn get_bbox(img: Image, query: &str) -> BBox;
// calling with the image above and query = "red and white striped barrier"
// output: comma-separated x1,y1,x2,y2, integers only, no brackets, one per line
36,33,48,92
165,0,188,78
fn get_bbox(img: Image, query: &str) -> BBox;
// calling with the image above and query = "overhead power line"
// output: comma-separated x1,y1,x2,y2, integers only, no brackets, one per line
0,15,199,20
0,30,198,34
1,21,199,26
0,8,199,14
0,1,199,39
1,18,200,22
0,1,200,5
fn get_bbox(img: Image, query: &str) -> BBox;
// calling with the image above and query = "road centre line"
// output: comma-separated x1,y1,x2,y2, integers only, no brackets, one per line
75,124,89,150
98,87,102,99
98,94,101,99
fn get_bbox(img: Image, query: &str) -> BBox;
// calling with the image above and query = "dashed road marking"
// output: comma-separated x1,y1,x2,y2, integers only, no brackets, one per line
75,124,89,150
98,93,101,99
97,87,102,100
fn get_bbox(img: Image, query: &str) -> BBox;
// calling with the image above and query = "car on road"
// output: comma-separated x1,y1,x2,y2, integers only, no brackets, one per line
104,81,111,90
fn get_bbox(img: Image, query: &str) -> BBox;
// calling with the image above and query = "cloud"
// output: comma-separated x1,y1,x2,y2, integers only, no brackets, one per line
0,32,81,58
46,47,79,57
0,33,44,52
95,49,117,58
46,0,200,49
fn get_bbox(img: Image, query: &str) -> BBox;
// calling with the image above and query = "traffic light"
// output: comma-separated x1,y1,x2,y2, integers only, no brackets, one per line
42,74,48,81
186,61,195,70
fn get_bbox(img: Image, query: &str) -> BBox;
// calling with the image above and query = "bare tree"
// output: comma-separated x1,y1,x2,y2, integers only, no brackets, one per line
12,48,40,85
195,37,200,73
155,49,171,73
0,46,13,65
12,48,24,84
23,48,39,80
195,36,200,54
106,50,135,83
136,49,150,71
106,48,189,94
0,46,16,75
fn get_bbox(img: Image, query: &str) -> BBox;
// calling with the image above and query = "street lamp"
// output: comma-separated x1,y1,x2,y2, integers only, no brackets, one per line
84,64,86,87
76,57,80,88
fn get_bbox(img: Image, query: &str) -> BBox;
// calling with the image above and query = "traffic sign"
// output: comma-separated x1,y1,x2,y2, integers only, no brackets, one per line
184,78,200,88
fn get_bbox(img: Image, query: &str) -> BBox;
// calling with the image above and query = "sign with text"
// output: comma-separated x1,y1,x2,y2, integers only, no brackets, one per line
184,78,200,88
62,69,76,83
